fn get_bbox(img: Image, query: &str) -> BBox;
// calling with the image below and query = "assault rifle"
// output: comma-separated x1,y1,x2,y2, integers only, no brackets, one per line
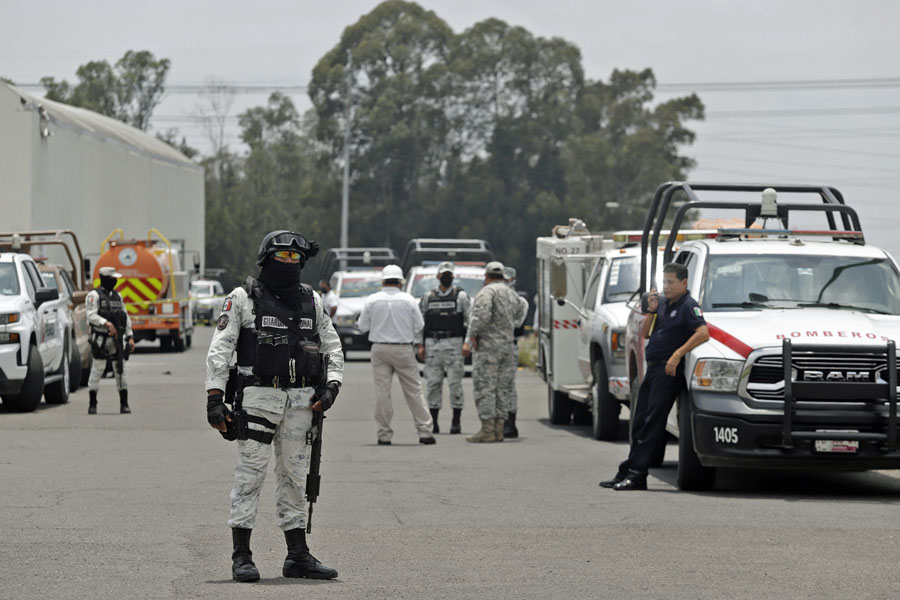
306,355,328,533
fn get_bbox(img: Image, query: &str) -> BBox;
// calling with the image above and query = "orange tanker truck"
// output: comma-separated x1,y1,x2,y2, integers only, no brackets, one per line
92,229,194,352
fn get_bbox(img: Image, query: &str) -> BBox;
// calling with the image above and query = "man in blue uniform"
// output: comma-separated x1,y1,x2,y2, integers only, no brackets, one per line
599,263,709,491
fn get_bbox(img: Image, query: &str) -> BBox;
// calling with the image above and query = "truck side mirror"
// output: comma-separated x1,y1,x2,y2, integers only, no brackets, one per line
550,259,567,300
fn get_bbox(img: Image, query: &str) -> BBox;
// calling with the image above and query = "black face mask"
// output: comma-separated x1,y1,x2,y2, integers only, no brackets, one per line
258,257,303,308
439,273,454,288
100,275,118,292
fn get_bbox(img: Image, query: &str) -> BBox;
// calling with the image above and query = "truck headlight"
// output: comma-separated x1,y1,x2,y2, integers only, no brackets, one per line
610,330,625,358
335,315,358,327
0,313,20,324
691,359,743,393
0,332,19,343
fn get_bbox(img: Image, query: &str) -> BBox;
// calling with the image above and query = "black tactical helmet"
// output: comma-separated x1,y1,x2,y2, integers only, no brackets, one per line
256,230,319,266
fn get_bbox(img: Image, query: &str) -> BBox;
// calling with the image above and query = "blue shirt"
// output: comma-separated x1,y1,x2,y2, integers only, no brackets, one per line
645,291,706,362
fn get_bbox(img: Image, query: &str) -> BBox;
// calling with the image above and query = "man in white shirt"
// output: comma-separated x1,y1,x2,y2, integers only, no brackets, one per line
357,265,436,445
319,280,339,324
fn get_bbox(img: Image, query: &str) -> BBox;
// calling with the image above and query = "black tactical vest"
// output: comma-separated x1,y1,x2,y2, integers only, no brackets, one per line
236,278,322,386
423,286,465,338
93,287,127,333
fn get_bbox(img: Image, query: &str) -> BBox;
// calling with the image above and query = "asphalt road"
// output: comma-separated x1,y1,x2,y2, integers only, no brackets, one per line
2,326,899,600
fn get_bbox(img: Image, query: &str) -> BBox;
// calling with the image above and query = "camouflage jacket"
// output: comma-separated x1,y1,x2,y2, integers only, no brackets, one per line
466,281,526,350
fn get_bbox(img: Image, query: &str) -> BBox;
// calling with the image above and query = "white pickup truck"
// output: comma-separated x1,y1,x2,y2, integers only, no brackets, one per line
0,251,70,411
625,183,900,490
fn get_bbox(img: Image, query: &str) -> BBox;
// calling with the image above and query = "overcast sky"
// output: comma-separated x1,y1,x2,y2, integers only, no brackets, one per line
2,1,898,253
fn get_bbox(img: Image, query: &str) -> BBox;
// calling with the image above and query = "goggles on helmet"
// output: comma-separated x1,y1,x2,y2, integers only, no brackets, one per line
269,232,311,253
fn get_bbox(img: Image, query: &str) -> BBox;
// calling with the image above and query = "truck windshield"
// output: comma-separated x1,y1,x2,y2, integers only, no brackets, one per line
702,254,900,315
0,264,19,296
410,274,484,299
41,272,59,289
339,277,383,298
603,257,640,303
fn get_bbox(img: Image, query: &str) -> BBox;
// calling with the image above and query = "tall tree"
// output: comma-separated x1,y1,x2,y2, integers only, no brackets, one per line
40,50,170,130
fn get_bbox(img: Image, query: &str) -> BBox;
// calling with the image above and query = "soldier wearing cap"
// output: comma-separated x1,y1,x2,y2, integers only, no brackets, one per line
358,264,436,445
417,261,471,434
501,266,529,438
463,261,527,443
85,266,134,414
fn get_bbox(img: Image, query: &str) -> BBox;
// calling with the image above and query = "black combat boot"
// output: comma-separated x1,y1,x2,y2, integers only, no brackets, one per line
88,390,97,415
231,528,260,582
119,389,131,414
430,408,440,434
503,412,518,439
450,408,462,434
283,528,338,579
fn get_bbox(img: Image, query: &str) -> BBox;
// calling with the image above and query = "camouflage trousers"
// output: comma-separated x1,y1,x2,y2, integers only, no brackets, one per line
498,342,519,414
87,338,127,392
472,344,516,420
228,386,315,531
424,338,465,410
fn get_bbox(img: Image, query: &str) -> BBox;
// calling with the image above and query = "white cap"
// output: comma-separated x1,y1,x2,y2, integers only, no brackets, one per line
99,266,123,278
437,261,454,274
381,264,404,281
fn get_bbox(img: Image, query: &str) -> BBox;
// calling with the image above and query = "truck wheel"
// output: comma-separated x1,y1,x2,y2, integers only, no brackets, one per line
677,392,716,491
185,334,192,349
174,334,185,352
3,344,45,412
592,360,620,441
45,342,70,405
68,340,82,392
160,337,173,352
548,385,572,425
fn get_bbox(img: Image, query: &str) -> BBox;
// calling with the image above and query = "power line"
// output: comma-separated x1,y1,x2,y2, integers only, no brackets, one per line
706,106,900,118
657,77,900,92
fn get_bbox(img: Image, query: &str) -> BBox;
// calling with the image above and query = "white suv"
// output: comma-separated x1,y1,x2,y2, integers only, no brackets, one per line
0,252,70,411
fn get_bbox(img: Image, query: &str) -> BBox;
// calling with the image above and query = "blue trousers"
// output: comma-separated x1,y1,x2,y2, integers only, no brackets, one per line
618,363,684,478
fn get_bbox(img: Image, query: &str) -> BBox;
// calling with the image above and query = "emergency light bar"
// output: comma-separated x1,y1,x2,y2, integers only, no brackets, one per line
717,228,865,240
613,230,718,244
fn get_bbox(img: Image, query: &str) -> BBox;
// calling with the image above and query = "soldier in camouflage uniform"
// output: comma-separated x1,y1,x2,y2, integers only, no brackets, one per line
417,262,472,434
500,267,530,438
206,231,343,583
463,261,527,443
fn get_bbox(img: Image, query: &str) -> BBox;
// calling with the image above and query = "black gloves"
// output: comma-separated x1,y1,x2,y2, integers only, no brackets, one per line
315,381,340,411
207,392,230,427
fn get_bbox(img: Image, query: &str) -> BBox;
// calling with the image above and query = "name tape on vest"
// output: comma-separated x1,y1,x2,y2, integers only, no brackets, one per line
429,301,457,310
261,315,288,329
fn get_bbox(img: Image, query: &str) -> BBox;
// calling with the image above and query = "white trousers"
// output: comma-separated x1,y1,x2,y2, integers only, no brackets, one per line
371,343,434,442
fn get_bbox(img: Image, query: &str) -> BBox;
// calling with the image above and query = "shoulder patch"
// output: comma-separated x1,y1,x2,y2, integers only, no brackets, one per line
217,314,229,330
222,299,233,312
693,306,703,318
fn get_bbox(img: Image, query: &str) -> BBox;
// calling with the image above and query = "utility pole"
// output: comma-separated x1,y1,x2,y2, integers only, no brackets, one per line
339,49,352,269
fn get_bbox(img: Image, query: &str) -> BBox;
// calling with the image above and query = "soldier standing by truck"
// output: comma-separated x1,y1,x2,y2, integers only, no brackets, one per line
464,261,526,443
417,262,471,434
85,266,134,414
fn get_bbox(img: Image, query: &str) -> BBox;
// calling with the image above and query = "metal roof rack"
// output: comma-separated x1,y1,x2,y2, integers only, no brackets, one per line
637,182,863,294
400,238,494,273
319,247,399,279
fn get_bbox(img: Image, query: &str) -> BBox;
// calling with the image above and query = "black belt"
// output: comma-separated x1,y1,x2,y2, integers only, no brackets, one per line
426,332,461,339
646,360,665,367
242,375,317,389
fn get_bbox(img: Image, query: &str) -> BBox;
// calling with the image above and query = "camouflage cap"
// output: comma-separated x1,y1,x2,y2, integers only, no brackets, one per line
485,261,505,276
437,261,455,274
503,266,517,281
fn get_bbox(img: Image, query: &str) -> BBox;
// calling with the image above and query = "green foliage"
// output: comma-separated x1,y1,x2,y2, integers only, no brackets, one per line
40,50,170,131
204,1,704,297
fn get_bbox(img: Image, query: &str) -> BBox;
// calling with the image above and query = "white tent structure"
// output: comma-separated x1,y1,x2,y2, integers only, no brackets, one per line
0,81,204,275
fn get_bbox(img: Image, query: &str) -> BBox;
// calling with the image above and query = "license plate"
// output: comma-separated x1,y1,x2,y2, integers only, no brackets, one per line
814,430,859,453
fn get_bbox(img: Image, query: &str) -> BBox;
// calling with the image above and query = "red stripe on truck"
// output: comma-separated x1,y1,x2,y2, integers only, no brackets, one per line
707,323,753,358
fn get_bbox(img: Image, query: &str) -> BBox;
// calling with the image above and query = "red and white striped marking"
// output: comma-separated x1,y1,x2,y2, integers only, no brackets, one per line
553,319,580,329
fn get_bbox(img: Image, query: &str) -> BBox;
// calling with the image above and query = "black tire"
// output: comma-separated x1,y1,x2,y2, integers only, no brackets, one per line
677,392,716,491
174,334,185,352
68,339,82,393
160,337,173,352
548,385,572,425
592,359,620,441
185,334,192,349
80,353,92,386
45,341,70,405
3,343,45,412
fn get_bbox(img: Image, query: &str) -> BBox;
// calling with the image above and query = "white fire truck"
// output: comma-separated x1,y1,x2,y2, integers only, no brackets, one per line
625,183,900,491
